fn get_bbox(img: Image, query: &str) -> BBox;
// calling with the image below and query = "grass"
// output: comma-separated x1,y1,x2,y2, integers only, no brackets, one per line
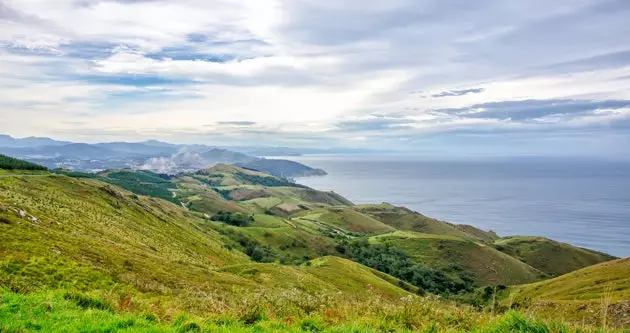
502,258,630,328
509,258,630,302
2,288,627,332
493,236,616,276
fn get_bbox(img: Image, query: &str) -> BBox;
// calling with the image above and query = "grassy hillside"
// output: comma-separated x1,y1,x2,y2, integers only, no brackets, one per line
493,236,616,276
505,258,630,328
0,170,412,301
294,207,394,235
510,258,630,302
176,165,351,216
370,231,546,286
355,203,498,241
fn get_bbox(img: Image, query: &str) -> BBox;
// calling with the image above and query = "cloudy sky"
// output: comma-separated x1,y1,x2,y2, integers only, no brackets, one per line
1,0,629,156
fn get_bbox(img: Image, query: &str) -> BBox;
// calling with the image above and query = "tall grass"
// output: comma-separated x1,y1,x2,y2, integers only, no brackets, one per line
1,288,626,333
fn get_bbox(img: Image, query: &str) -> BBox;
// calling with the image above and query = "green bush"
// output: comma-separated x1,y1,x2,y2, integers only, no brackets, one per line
210,211,254,227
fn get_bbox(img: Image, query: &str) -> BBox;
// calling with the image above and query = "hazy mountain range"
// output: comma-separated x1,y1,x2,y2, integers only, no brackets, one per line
0,135,327,177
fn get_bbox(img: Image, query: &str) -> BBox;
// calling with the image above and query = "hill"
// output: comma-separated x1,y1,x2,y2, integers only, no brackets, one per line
506,258,630,328
0,170,410,297
355,203,497,241
0,154,47,171
294,207,395,235
370,231,546,286
238,158,327,177
493,236,616,276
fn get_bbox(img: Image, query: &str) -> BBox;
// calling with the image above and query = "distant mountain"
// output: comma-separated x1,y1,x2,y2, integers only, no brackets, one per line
200,148,257,165
94,142,177,156
140,140,179,148
245,147,303,157
0,143,119,159
0,134,327,177
0,135,71,148
238,158,327,177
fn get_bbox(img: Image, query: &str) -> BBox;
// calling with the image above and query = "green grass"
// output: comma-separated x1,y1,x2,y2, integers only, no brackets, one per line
510,258,630,302
504,258,630,328
2,289,627,332
493,236,616,276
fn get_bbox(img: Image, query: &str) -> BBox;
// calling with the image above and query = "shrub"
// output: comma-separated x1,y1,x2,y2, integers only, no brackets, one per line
210,211,254,227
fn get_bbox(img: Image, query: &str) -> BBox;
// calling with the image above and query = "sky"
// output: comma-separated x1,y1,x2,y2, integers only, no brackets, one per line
1,0,630,156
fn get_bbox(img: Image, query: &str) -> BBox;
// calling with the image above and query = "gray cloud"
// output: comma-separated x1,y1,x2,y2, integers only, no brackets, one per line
336,117,415,132
214,121,257,126
435,99,630,121
432,88,484,98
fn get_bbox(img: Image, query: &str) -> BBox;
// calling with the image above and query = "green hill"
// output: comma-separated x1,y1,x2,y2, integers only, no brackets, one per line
493,236,616,276
370,231,546,286
506,258,630,328
0,170,410,300
0,154,47,171
355,203,498,241
510,258,630,302
294,207,395,235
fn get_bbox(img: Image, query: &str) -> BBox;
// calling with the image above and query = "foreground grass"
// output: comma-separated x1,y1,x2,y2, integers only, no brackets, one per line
1,289,626,333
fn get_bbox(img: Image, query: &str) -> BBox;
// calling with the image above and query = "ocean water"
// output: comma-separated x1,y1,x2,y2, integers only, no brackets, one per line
291,155,630,257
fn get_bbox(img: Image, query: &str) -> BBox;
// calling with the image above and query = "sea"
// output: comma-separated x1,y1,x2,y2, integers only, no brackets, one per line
290,155,630,258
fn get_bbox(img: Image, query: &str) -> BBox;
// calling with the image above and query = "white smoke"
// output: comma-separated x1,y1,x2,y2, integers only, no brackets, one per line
139,146,208,174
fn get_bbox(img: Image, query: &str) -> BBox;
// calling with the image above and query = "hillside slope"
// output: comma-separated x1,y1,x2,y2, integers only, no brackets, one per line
0,170,411,302
494,236,616,276
355,203,499,241
370,231,546,286
506,258,630,328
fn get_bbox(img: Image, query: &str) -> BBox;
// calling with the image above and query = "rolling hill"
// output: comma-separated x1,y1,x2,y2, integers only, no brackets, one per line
355,203,498,241
370,231,546,286
493,236,616,276
505,258,630,328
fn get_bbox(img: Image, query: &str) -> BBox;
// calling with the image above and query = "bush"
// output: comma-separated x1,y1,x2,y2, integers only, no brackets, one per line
210,211,254,227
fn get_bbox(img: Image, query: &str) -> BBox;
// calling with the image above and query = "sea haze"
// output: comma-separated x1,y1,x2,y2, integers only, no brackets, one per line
292,155,630,257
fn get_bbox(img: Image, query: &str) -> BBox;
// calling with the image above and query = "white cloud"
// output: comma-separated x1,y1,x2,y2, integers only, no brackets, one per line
0,0,629,151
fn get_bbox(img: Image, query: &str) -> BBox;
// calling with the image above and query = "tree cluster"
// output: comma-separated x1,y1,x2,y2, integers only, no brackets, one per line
337,239,474,295
210,211,254,227
0,154,47,171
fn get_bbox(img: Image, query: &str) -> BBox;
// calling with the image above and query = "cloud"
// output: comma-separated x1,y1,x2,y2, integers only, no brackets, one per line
435,99,630,121
432,88,485,98
215,121,257,126
1,0,630,156
336,116,415,132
